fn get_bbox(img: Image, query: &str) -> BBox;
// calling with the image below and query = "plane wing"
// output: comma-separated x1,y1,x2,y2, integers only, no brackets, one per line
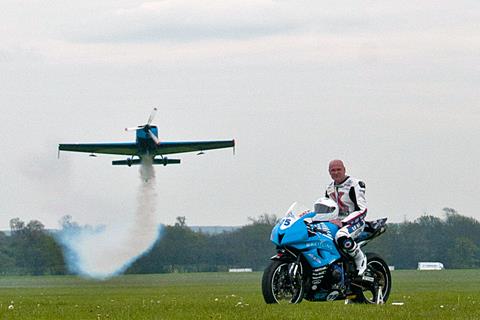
58,143,138,155
154,140,235,155
58,140,235,156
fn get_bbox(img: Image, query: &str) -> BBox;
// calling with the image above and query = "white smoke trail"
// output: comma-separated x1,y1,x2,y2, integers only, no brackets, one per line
58,158,160,279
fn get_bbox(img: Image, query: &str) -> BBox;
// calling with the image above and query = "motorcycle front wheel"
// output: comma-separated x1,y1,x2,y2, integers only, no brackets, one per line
351,253,392,304
262,260,304,304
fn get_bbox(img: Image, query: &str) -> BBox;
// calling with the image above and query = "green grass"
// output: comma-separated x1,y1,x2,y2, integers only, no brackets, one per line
0,270,479,319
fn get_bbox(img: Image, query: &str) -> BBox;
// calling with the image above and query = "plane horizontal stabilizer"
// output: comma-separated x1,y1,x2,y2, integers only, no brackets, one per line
153,158,181,166
112,159,141,166
111,158,181,166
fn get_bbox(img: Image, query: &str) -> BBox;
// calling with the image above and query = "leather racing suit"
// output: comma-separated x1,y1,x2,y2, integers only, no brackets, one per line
325,176,367,275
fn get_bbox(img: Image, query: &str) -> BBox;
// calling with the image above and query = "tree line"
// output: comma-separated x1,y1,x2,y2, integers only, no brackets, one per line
0,218,66,275
0,208,479,275
367,208,480,269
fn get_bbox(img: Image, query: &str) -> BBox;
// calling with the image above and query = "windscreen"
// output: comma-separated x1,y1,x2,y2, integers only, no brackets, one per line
314,203,336,214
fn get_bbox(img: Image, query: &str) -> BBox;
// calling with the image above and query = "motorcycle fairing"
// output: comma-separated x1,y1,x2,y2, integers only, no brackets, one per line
271,211,341,268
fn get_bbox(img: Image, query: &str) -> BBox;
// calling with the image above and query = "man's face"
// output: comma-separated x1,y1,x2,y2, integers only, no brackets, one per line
329,161,346,184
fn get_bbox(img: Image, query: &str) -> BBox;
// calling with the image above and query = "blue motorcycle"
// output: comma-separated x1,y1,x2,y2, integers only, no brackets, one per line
262,202,391,304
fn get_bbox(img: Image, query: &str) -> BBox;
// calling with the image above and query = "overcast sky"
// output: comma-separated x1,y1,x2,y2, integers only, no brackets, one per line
1,0,479,230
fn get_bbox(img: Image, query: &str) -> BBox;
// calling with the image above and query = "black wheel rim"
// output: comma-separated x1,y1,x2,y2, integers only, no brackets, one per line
271,262,303,304
360,260,390,303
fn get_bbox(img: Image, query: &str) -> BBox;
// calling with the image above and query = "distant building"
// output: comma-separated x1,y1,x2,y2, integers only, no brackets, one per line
229,268,253,272
417,262,444,270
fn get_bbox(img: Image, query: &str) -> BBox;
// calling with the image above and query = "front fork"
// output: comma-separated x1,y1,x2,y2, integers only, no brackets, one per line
271,248,303,287
288,255,302,286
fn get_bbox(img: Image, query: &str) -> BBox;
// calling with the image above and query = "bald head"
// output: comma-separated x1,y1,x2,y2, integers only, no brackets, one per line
328,159,347,184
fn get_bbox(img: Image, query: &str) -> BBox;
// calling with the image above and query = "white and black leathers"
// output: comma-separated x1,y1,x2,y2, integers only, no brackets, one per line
325,176,368,275
325,176,367,224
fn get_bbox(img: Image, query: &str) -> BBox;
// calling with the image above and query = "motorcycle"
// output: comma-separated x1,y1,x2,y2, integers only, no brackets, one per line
262,202,391,304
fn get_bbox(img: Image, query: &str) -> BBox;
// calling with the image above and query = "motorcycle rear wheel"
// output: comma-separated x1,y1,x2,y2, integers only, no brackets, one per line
351,253,392,304
262,260,304,304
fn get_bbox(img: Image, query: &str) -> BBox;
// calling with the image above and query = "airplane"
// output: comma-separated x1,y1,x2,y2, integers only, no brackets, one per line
58,108,235,167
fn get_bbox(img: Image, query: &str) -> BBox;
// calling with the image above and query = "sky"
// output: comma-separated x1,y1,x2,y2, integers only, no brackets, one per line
1,0,479,230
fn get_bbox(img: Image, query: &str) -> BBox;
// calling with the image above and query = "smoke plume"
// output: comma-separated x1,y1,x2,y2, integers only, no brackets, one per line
58,158,160,279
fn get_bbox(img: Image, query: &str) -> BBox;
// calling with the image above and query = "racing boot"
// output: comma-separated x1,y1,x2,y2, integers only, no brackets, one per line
352,247,367,276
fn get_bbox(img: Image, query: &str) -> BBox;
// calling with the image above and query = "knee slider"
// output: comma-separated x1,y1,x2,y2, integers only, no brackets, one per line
337,236,356,254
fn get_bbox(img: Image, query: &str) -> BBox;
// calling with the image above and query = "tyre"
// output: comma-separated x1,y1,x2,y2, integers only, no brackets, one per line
261,260,304,304
351,253,392,304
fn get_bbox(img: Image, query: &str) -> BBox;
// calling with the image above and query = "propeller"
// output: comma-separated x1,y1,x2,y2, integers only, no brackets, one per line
146,107,160,144
125,126,140,131
124,107,161,145
148,129,161,145
146,107,157,126
124,108,158,131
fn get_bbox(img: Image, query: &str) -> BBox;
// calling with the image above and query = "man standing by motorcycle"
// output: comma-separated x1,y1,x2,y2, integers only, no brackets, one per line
325,159,367,275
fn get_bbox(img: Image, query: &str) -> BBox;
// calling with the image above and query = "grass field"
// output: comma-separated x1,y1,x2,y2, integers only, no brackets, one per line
0,270,479,319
